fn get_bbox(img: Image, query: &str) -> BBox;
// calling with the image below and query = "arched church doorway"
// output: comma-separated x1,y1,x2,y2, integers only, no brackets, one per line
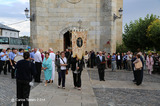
63,31,72,51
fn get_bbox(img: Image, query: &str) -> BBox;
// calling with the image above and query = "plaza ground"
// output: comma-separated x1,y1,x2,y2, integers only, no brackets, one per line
0,68,160,106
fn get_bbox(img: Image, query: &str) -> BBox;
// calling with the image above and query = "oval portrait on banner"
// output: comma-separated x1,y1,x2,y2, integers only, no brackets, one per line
77,37,83,48
67,0,81,4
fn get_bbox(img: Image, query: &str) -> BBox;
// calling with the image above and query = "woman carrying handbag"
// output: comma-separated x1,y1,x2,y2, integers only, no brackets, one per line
133,54,143,86
56,52,68,89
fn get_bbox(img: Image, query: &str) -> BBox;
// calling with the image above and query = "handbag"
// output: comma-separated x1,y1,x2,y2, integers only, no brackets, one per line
60,58,68,75
135,59,142,70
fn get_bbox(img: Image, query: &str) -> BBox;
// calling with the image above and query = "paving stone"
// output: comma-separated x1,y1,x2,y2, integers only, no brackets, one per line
93,88,160,106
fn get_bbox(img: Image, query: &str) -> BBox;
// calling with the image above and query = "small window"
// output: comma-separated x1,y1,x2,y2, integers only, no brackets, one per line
10,33,12,35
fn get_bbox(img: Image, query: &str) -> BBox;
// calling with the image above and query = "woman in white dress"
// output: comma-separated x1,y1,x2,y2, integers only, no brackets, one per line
48,48,56,83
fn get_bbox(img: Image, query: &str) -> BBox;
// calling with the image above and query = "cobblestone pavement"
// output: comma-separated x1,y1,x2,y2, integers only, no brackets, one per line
88,69,160,83
94,88,160,106
0,72,40,106
1,68,160,106
0,73,16,106
88,68,160,106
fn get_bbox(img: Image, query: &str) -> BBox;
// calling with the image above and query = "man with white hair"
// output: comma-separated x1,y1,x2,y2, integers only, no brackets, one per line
34,48,42,83
48,48,56,83
96,51,106,81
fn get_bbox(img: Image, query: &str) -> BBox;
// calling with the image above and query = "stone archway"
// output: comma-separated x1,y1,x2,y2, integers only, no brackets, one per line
59,25,88,51
59,26,78,51
63,31,72,50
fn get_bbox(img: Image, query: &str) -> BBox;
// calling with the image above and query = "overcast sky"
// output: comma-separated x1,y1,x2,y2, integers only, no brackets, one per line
0,0,160,36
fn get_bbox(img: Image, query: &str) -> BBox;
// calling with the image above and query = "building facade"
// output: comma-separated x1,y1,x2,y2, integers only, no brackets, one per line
0,23,19,38
30,0,123,53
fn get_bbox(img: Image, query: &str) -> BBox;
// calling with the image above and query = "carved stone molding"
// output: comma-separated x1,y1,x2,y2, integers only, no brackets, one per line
66,0,81,4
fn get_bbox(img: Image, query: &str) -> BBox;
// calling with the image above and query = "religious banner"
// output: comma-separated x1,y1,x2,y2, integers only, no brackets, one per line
72,30,87,59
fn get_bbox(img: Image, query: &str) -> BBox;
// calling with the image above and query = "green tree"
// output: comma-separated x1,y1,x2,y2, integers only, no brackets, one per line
116,43,128,53
147,19,160,50
20,36,30,46
123,14,158,52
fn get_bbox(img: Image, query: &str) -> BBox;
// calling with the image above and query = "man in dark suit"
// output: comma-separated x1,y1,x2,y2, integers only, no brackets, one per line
91,50,95,68
116,53,122,70
96,51,106,81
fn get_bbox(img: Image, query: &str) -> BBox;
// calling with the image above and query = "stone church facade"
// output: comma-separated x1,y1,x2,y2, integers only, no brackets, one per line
30,0,123,53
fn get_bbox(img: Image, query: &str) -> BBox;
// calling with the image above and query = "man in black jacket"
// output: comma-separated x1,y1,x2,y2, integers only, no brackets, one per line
116,53,122,70
15,52,37,106
71,56,84,90
91,50,95,68
96,51,106,81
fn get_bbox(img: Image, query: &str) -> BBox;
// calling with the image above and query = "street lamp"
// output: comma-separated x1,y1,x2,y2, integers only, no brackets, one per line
24,8,35,21
113,8,123,21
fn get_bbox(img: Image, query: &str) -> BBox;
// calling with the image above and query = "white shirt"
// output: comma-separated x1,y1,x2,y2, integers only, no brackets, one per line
49,52,56,63
60,57,67,70
99,56,103,62
118,55,121,60
127,54,132,60
84,54,89,60
34,51,42,63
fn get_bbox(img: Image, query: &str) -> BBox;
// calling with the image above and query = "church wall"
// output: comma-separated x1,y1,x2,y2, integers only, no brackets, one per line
30,0,123,53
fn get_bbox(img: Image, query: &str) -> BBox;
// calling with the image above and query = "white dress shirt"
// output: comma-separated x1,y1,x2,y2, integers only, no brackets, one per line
118,55,121,60
34,51,42,63
99,56,102,62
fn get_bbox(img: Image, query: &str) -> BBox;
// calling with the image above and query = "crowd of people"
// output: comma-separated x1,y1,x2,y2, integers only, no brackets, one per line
83,50,160,73
83,49,160,85
0,47,160,106
0,48,84,106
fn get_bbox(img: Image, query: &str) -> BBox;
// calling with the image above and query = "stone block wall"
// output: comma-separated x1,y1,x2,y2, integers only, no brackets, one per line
30,0,123,53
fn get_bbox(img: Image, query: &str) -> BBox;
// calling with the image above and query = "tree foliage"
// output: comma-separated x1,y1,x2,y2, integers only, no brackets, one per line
20,36,30,46
147,19,160,50
116,43,128,53
123,14,158,52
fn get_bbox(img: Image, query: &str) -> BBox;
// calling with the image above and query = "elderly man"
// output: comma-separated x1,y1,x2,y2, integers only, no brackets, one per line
48,48,56,83
0,49,7,75
127,51,133,71
116,53,122,70
34,48,42,83
30,48,37,62
96,51,106,81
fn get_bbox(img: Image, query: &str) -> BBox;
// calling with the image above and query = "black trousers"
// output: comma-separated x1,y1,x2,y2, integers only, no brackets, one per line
0,60,1,73
0,61,7,74
73,71,82,88
0,60,2,74
135,69,143,85
16,80,31,106
98,68,105,81
7,60,11,72
123,60,127,69
35,62,42,82
58,70,66,87
91,59,94,68
11,60,15,78
117,60,122,69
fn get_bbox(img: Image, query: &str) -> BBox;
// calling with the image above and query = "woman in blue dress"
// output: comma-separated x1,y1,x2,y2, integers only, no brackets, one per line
42,52,52,86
